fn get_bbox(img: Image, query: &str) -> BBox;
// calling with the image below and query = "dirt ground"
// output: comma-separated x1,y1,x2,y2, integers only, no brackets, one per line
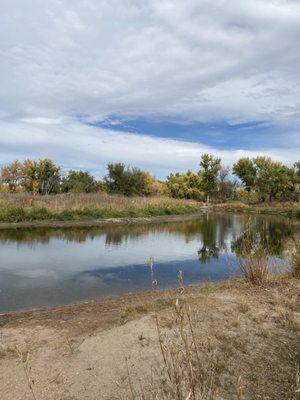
0,278,299,400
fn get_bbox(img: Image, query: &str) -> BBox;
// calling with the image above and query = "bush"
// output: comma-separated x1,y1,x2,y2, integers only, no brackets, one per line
166,171,204,200
61,170,98,193
0,207,26,222
27,207,52,221
235,188,259,204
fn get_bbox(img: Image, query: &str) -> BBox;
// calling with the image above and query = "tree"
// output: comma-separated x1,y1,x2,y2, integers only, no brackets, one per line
254,157,293,202
166,170,203,200
199,154,221,203
217,167,237,202
104,163,156,196
21,159,60,195
61,170,97,193
105,163,127,194
22,159,39,194
0,160,23,192
292,161,300,202
35,159,61,195
233,158,257,192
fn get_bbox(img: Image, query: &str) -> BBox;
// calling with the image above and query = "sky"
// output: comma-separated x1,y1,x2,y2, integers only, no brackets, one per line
0,0,300,178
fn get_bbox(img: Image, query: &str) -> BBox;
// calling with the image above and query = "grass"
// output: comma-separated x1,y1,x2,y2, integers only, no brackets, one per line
238,252,270,286
0,193,202,223
1,193,299,224
119,275,300,400
120,298,174,325
212,201,300,218
118,246,300,399
1,273,299,399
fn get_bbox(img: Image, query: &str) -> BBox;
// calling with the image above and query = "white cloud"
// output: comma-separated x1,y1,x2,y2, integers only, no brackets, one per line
0,0,299,172
0,119,297,178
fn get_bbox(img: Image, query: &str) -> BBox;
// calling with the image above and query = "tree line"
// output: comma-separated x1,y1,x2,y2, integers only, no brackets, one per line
0,155,299,203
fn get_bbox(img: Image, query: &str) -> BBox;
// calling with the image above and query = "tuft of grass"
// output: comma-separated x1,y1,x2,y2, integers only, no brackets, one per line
239,253,270,286
237,300,251,314
120,298,173,325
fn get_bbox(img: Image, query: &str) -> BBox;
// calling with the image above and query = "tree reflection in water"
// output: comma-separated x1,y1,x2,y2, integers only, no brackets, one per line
196,213,295,263
231,217,293,258
0,213,296,262
197,214,233,262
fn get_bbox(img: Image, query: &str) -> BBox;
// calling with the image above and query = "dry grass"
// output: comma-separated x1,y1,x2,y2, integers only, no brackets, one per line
238,253,270,286
14,346,37,400
117,275,300,400
0,276,299,400
213,201,300,218
0,193,202,222
119,300,220,400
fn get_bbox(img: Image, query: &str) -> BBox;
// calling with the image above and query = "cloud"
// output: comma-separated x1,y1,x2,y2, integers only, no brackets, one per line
0,0,299,172
0,119,297,178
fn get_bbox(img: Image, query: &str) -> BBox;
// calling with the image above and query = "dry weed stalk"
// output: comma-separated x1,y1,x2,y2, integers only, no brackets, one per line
121,268,218,399
239,252,269,286
14,346,37,400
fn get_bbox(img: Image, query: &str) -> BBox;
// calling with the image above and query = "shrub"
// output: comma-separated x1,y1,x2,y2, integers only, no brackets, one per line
166,171,204,200
239,254,269,286
0,207,26,222
61,170,98,193
235,188,259,204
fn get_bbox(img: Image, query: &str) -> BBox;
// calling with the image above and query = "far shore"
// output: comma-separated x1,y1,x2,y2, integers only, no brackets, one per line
0,201,299,230
0,212,207,230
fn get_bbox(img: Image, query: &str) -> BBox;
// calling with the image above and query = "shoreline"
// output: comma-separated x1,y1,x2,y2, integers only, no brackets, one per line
0,211,207,230
0,280,227,329
0,203,299,230
1,276,299,400
0,278,254,333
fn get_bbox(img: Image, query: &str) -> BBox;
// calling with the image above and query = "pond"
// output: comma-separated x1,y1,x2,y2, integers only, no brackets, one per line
0,212,296,312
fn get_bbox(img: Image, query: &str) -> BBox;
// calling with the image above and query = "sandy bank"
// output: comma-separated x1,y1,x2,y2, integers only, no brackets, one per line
0,278,299,399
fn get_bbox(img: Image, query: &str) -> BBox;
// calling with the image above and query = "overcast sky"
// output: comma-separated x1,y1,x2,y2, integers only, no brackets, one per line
1,0,299,177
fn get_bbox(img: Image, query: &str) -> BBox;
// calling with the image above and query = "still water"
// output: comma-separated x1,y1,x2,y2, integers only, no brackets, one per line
0,213,295,312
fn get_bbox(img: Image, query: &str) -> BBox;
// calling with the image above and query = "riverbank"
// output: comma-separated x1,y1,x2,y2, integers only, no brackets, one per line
0,212,206,230
1,276,299,399
0,193,204,226
212,201,300,218
0,193,299,230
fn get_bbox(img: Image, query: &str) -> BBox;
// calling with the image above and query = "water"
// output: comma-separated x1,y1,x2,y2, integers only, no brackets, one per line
0,213,295,312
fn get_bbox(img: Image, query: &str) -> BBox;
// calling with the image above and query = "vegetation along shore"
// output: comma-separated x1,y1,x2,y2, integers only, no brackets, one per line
0,151,299,398
0,153,299,226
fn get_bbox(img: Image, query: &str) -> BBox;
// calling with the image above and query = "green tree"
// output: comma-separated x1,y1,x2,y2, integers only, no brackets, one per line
233,158,257,192
105,163,127,194
104,163,154,196
199,154,221,203
35,159,60,195
254,157,293,202
61,170,97,193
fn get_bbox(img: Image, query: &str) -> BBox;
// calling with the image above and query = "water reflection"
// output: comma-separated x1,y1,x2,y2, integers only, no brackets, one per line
231,216,293,257
0,213,296,312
